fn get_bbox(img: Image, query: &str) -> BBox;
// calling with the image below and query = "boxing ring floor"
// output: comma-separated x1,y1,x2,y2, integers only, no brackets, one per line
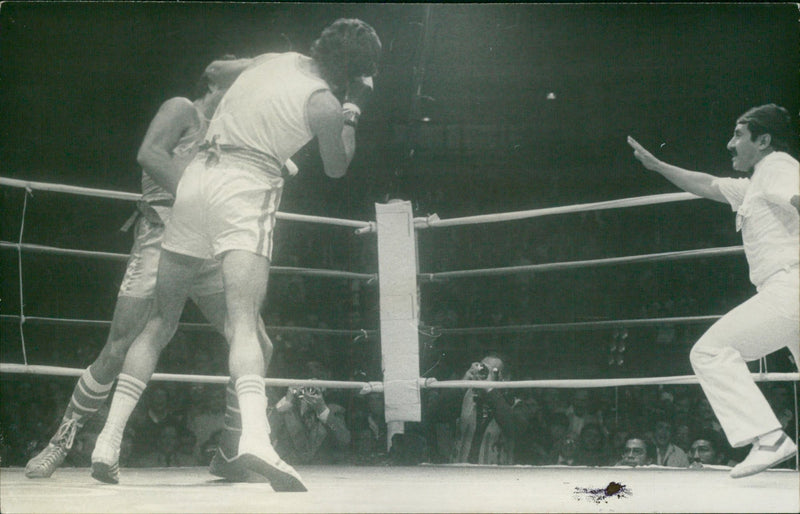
1,464,797,513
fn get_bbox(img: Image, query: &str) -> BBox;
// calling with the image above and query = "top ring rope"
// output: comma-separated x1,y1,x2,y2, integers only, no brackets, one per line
419,245,744,281
414,192,699,229
0,177,375,232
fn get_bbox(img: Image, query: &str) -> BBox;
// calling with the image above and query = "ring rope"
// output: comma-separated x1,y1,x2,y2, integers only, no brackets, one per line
0,314,379,338
0,177,140,201
1,241,132,262
3,363,792,394
414,192,700,229
419,246,744,281
0,363,383,393
2,178,381,373
0,177,376,232
0,241,377,282
419,372,800,390
5,178,797,435
432,315,723,336
4,313,719,338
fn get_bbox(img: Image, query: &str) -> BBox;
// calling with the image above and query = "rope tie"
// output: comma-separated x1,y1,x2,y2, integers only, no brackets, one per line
17,188,31,365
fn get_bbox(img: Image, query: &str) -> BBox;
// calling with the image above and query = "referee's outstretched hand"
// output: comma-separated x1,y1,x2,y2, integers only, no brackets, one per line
628,136,662,172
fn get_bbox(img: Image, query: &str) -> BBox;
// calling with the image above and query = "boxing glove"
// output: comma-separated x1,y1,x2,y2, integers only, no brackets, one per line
342,76,374,126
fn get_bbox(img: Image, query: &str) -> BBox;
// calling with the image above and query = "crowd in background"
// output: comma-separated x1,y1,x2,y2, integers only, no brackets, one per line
1,200,798,470
2,373,796,470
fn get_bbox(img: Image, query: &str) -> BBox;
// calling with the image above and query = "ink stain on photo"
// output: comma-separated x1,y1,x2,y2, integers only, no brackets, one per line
573,481,631,503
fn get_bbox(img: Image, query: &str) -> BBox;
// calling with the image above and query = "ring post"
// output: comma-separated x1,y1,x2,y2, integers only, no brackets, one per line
375,200,422,450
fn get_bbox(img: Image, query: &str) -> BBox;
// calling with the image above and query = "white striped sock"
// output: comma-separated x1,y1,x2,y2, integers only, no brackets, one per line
235,375,270,438
102,373,146,448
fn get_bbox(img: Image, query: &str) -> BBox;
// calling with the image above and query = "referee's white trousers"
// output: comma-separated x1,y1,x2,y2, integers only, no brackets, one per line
690,267,799,448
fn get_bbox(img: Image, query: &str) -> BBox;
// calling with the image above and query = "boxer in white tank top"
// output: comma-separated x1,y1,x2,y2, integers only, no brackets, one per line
93,19,382,491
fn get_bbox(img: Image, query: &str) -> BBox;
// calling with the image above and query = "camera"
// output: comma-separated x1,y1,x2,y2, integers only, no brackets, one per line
297,386,320,399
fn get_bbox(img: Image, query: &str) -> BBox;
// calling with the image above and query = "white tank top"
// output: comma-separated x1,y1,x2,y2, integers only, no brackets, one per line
141,98,207,203
204,52,330,167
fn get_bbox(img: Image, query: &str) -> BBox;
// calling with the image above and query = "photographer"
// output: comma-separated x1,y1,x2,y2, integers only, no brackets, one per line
449,354,530,464
268,362,351,465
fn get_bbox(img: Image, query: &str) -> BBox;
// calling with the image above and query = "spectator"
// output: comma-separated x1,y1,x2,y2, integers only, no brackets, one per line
673,390,693,420
130,422,197,467
765,383,796,437
550,435,578,466
565,389,604,440
672,422,692,455
671,388,697,453
185,385,226,462
449,353,530,465
689,397,724,442
513,389,549,465
198,429,222,466
348,392,388,465
129,384,184,455
575,423,612,466
688,430,733,469
652,418,690,467
269,362,351,464
540,411,571,464
607,421,633,463
616,436,653,467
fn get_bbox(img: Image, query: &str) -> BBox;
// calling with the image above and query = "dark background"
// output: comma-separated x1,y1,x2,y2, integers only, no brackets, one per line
1,2,798,380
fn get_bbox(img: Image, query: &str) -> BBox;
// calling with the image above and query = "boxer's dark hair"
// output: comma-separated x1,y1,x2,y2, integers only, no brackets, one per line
311,18,381,92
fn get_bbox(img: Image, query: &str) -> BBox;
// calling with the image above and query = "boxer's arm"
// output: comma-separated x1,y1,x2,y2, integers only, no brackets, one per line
137,98,197,195
627,136,727,203
308,90,353,178
203,53,279,88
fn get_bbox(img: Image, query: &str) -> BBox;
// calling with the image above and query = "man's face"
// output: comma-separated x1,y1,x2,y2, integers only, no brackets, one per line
654,421,672,445
481,356,504,380
621,439,649,466
727,122,766,173
690,439,718,465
